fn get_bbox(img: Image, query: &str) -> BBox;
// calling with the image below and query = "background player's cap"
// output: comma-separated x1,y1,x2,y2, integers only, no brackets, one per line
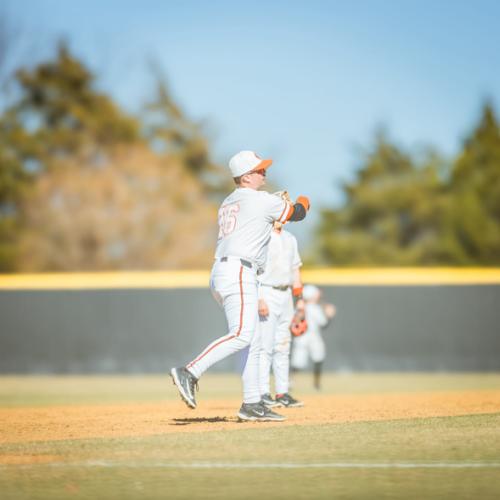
303,284,321,301
229,150,273,177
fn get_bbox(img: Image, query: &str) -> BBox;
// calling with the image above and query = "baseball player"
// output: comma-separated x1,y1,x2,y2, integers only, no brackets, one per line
258,219,305,408
291,284,336,390
171,150,310,422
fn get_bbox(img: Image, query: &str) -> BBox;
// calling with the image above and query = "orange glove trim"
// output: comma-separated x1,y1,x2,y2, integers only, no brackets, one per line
296,195,310,211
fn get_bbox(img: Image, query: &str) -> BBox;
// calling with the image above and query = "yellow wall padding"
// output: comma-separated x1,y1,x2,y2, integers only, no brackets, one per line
1,268,499,290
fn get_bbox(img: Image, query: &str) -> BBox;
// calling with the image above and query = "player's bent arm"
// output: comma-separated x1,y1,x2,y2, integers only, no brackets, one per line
292,269,305,309
292,268,303,296
292,267,302,282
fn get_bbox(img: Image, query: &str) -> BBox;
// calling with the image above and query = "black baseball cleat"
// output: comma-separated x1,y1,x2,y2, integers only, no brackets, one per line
237,402,286,422
170,367,198,409
275,393,304,408
261,393,281,408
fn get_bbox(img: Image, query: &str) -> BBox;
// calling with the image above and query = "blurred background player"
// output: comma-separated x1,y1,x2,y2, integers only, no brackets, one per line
291,284,336,390
171,151,310,422
258,217,304,408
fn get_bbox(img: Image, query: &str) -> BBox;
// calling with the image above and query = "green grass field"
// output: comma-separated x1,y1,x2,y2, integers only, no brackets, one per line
1,373,500,499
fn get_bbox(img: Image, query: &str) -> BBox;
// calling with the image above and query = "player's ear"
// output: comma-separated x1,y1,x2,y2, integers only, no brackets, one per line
240,173,251,186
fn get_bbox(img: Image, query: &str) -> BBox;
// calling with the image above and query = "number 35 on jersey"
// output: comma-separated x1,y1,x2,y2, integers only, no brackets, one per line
218,203,240,238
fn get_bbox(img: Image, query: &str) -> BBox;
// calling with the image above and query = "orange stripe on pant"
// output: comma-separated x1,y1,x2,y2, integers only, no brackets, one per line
187,266,244,371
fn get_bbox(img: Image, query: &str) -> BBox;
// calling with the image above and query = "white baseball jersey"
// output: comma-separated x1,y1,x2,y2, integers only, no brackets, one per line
305,303,329,335
258,229,302,287
214,188,292,269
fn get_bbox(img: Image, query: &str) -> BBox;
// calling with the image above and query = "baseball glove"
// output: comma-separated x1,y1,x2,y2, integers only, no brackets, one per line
290,308,308,337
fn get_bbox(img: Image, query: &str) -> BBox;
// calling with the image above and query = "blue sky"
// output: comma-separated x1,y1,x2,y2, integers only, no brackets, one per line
6,0,500,242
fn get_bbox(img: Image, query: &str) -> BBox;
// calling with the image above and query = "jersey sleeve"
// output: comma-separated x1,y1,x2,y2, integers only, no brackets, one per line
261,192,293,224
308,304,329,327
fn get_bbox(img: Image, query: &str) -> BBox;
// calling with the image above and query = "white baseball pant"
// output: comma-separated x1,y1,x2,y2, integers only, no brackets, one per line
258,286,294,395
186,258,262,404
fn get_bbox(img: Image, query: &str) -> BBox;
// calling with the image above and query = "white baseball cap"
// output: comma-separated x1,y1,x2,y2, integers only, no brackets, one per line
303,284,321,301
228,150,273,177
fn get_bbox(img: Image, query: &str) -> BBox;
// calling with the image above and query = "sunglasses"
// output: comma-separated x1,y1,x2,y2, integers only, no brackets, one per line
253,169,266,177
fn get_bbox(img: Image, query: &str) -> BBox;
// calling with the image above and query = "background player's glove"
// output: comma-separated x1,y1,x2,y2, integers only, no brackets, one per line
290,308,308,337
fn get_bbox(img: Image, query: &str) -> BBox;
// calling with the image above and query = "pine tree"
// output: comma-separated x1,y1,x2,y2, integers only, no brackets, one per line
449,102,500,264
314,131,449,265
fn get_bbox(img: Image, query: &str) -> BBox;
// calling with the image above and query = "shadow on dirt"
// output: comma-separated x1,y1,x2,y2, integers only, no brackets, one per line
170,416,230,426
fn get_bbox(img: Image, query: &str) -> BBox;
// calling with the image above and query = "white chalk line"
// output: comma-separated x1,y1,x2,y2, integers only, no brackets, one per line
2,462,500,470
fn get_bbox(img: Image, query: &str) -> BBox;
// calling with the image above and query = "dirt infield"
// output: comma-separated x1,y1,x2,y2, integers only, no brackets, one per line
2,390,500,449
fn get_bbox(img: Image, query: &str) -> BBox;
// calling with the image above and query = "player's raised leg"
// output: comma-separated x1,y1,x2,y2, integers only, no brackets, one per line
171,262,257,408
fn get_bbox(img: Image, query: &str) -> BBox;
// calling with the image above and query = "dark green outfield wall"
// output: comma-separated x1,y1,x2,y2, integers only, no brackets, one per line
0,285,499,373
